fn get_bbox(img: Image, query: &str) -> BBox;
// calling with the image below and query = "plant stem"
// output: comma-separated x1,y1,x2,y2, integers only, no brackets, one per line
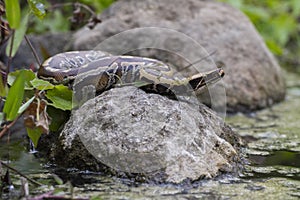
24,35,41,66
0,160,43,186
0,115,19,138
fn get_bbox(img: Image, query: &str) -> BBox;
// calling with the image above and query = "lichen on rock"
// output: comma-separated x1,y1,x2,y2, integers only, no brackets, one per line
52,86,242,183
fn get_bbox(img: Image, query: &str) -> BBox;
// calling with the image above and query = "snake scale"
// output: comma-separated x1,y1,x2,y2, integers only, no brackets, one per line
37,50,224,98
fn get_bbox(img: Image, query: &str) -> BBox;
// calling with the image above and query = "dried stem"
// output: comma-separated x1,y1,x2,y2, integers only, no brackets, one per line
0,115,20,138
49,2,96,16
24,35,41,66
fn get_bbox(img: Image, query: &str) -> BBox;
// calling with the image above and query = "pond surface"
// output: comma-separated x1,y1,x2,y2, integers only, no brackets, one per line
1,72,300,200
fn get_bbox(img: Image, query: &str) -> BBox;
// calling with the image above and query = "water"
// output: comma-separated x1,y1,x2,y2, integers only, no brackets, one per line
1,72,300,199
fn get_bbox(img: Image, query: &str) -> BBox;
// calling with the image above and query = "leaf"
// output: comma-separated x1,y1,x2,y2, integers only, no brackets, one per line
30,78,54,90
24,99,51,134
51,174,63,185
45,85,73,111
292,0,300,16
265,39,283,55
3,70,25,121
8,69,36,89
27,10,69,34
47,106,69,132
90,196,104,200
4,0,21,29
28,0,46,20
242,5,270,23
18,96,35,114
0,113,4,125
0,73,8,97
80,0,115,13
96,0,116,12
26,127,42,148
271,14,297,46
221,0,243,9
5,14,29,57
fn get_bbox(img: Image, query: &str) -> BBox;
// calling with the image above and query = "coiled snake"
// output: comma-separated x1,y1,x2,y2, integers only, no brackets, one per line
37,50,224,98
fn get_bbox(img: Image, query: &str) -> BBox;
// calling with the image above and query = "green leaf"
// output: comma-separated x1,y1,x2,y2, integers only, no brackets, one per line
292,0,300,16
26,127,42,148
4,0,21,29
90,196,104,200
5,14,29,57
8,69,36,89
51,174,63,185
80,0,115,13
270,14,297,46
265,39,283,55
0,73,8,97
220,0,243,9
3,70,25,121
242,5,270,23
27,9,70,34
30,78,54,90
0,113,4,125
18,96,35,114
45,85,73,111
47,106,69,132
28,0,46,20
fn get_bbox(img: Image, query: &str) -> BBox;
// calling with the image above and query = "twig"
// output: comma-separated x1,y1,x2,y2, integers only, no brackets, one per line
74,2,96,16
24,35,41,66
49,2,95,16
0,114,20,139
47,2,73,10
0,23,8,31
0,160,44,186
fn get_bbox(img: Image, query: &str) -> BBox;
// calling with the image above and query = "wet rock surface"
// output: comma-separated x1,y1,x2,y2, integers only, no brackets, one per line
72,0,286,112
52,86,242,183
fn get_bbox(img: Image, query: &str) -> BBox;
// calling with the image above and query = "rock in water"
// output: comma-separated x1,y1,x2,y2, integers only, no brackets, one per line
72,0,286,112
52,86,242,183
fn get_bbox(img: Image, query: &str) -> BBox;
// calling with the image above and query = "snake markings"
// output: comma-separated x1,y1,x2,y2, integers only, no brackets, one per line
38,51,224,98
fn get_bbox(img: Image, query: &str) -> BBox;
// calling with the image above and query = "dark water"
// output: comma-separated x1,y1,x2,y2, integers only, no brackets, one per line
248,150,300,181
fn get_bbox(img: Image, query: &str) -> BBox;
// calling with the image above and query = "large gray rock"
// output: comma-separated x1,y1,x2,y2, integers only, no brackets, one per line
72,0,286,112
52,86,242,183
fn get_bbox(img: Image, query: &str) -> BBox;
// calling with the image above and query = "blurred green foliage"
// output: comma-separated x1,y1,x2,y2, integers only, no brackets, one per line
219,0,300,69
79,0,115,13
26,0,115,34
28,9,70,34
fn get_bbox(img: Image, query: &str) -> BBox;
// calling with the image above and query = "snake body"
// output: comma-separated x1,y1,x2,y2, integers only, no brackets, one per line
38,51,224,97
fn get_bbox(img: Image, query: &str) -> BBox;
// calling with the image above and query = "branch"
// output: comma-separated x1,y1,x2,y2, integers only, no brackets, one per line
24,35,41,66
0,114,20,139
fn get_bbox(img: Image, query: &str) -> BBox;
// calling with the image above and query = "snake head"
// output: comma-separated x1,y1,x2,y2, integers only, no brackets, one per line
188,68,225,91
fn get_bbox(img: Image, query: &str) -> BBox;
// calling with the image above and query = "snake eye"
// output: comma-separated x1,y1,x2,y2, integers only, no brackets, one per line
219,69,225,78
